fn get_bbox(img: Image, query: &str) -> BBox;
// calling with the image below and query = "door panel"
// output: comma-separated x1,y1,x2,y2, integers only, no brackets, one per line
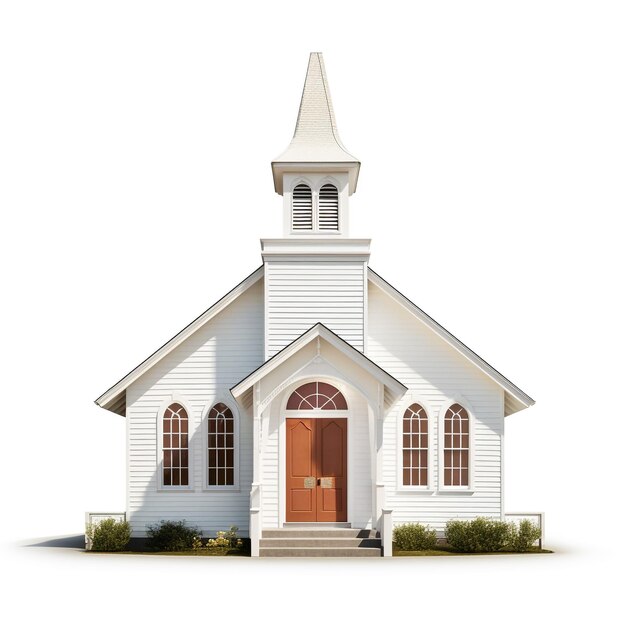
286,417,347,522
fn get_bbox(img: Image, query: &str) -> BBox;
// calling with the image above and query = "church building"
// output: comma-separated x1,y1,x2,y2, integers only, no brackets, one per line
95,53,535,557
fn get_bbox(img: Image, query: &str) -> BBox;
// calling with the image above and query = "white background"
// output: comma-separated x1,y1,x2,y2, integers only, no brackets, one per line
1,1,625,623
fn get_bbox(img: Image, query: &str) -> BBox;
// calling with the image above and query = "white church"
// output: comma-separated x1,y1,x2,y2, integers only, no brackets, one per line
96,53,535,557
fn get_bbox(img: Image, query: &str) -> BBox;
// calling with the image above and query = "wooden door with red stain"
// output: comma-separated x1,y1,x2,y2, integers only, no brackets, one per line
286,418,347,523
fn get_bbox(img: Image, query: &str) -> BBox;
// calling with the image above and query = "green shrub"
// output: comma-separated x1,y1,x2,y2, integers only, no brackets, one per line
86,518,131,552
146,520,200,551
445,517,510,552
505,519,542,552
393,523,438,551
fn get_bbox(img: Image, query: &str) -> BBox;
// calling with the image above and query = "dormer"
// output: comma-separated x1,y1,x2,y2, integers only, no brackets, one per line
272,53,360,238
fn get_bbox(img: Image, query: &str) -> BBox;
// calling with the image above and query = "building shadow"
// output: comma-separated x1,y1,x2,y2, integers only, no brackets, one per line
23,535,85,549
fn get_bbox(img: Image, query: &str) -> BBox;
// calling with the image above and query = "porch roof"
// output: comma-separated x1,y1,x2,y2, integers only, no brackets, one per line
231,323,408,409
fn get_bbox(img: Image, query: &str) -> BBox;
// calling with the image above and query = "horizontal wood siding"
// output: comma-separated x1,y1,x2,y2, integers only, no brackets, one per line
265,261,365,357
125,280,264,537
368,282,504,532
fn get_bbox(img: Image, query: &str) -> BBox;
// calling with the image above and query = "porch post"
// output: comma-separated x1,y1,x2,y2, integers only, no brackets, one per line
375,383,385,530
250,382,262,557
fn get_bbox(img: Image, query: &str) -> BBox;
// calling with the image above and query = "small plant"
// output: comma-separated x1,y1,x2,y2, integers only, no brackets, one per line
393,523,438,551
191,535,205,551
445,517,510,552
146,520,200,552
86,518,131,552
505,519,542,552
206,526,243,554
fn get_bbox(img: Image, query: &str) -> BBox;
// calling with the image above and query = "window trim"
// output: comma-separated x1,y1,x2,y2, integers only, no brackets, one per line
396,397,433,492
202,396,240,492
437,398,475,493
156,396,194,491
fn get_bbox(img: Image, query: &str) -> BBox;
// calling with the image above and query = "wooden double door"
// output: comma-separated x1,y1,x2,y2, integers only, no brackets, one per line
286,418,347,522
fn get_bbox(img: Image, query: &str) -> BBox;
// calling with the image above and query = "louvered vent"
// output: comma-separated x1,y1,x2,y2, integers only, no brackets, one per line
292,184,313,230
318,184,339,230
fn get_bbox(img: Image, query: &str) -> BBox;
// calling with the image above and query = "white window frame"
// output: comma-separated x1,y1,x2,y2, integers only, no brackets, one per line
202,396,240,492
396,398,433,492
437,398,475,493
156,396,194,491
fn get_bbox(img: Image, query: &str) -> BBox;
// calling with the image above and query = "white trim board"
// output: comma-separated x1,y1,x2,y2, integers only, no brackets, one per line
95,266,264,415
367,268,535,416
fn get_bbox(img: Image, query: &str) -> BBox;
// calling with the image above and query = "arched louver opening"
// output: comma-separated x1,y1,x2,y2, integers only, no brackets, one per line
318,184,339,230
292,184,313,230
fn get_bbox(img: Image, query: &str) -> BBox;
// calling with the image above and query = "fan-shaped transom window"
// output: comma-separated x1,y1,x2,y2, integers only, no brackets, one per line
292,183,313,230
402,403,428,486
318,184,339,230
443,403,469,486
207,403,235,486
162,403,189,486
286,382,348,410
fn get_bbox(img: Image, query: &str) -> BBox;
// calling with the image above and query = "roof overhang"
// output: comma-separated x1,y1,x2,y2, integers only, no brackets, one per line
368,268,535,416
231,323,407,411
95,266,264,416
271,161,360,195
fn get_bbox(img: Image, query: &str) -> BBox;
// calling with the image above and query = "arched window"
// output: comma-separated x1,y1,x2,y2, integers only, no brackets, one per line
207,403,235,486
402,403,428,486
292,183,313,230
318,184,339,230
286,381,348,410
443,403,469,487
162,403,189,486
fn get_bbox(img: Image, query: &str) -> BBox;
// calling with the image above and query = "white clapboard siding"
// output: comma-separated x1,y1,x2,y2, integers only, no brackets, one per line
367,281,505,531
265,261,366,357
125,280,264,537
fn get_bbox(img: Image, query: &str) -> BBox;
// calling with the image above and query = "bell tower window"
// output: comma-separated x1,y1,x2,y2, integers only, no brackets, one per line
292,184,313,230
318,184,339,230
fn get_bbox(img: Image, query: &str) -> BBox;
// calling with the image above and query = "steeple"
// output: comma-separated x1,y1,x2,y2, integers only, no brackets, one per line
272,52,360,196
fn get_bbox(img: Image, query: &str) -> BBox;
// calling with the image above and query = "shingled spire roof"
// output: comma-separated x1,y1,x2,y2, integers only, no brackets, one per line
272,52,360,194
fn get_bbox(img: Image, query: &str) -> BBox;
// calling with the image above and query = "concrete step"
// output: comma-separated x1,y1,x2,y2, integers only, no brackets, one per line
259,546,382,557
262,528,379,539
260,537,381,548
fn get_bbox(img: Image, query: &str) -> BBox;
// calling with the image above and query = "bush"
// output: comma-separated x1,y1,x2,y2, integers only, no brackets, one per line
146,520,200,551
86,518,131,552
445,517,510,552
505,519,542,552
393,523,438,551
191,526,244,554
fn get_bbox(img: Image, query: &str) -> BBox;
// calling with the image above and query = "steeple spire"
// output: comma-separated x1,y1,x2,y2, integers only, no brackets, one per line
272,53,360,195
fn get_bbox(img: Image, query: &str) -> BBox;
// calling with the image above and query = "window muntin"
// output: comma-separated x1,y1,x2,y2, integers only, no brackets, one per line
286,381,348,410
402,403,428,486
162,403,189,486
443,403,469,487
207,403,235,486
292,184,313,230
318,184,339,230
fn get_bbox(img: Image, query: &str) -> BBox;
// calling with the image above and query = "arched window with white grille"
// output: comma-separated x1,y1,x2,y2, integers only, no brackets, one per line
292,183,313,230
286,381,348,410
318,184,339,230
402,403,428,486
162,403,189,487
207,402,236,486
443,403,470,487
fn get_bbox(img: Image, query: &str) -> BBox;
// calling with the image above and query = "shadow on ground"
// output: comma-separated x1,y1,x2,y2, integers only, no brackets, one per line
23,535,85,549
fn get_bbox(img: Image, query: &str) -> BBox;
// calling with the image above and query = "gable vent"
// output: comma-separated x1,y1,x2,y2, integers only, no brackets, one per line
318,184,339,230
292,184,313,230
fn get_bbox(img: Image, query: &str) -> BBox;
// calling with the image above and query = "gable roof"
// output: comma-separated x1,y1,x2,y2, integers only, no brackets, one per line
368,268,535,416
95,266,264,415
231,322,408,409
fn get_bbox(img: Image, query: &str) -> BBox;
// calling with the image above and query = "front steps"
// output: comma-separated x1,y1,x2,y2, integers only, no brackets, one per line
259,528,382,557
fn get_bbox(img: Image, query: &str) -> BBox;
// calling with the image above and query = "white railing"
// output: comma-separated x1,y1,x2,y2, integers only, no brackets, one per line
84,512,126,550
505,512,545,549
